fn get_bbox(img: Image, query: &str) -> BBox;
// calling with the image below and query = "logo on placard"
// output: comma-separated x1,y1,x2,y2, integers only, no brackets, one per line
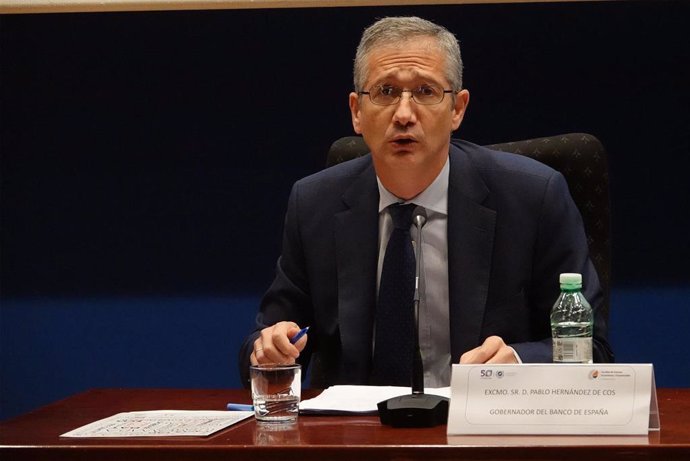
480,369,493,379
589,370,599,379
496,370,504,378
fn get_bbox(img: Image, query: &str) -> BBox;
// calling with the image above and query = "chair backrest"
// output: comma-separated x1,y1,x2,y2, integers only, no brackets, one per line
326,133,611,314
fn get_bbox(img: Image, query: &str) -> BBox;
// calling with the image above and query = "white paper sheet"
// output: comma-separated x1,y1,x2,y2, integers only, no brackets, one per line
299,385,451,415
61,410,254,437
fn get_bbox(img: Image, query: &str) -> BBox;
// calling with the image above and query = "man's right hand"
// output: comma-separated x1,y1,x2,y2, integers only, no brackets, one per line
250,321,308,366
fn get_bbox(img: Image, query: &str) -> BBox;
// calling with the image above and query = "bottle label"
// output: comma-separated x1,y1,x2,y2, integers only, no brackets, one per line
553,337,593,363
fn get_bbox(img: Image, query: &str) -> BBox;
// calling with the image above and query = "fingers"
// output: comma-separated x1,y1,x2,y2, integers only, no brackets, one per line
459,336,518,364
485,345,518,364
253,321,307,365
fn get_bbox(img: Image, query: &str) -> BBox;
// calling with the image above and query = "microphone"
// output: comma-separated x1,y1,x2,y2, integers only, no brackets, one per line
377,206,450,428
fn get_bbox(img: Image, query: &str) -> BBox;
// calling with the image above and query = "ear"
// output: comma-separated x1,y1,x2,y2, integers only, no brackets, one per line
451,89,470,131
349,92,363,134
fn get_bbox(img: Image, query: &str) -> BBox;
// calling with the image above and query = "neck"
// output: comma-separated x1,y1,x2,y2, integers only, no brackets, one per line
376,155,447,200
379,175,429,200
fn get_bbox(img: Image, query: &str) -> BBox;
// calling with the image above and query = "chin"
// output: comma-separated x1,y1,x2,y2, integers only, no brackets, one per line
372,144,420,165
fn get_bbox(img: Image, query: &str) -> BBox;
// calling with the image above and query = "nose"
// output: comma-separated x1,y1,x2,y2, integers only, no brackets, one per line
392,91,417,127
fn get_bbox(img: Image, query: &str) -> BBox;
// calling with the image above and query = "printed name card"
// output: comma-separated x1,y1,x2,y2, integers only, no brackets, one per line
447,364,658,435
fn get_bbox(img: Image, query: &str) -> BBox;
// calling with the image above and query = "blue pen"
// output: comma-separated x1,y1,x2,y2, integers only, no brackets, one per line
290,326,310,344
226,403,254,411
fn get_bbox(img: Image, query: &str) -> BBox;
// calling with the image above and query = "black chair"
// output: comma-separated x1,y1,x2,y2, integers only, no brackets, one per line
326,133,611,317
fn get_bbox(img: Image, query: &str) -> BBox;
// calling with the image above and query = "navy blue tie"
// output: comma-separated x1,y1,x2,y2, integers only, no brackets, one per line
371,203,416,386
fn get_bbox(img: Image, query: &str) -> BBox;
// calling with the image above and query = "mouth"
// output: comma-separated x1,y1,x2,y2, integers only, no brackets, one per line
390,137,418,148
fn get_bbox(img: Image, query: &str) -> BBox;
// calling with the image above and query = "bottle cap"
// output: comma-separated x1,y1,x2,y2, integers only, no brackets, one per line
559,273,582,287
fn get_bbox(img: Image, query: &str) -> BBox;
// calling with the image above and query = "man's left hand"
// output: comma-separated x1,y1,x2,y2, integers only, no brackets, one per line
459,336,519,364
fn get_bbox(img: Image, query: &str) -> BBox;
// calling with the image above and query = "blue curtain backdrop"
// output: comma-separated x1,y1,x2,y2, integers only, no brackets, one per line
2,1,689,420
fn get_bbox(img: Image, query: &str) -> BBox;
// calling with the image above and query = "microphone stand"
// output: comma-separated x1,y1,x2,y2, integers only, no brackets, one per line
412,211,426,396
377,207,450,428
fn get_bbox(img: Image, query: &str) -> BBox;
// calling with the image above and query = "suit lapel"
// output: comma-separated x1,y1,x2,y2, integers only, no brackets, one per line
334,161,379,383
447,144,497,360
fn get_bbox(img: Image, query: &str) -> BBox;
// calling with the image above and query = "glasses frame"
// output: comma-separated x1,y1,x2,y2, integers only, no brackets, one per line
358,84,458,106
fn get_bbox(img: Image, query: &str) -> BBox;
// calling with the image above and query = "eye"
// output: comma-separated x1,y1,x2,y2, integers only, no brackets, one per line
378,85,397,97
416,84,438,97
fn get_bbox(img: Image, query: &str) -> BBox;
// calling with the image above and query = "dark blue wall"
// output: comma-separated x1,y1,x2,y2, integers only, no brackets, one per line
2,1,689,421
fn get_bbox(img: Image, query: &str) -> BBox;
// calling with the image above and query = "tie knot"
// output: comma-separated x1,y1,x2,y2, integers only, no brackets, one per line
389,203,416,230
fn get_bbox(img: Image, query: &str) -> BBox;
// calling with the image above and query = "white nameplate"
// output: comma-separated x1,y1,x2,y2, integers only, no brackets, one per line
447,363,658,435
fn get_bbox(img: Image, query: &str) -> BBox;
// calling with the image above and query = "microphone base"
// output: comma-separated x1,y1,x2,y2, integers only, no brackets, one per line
377,393,449,428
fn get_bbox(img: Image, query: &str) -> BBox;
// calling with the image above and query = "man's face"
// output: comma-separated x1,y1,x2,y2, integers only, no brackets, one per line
349,36,469,177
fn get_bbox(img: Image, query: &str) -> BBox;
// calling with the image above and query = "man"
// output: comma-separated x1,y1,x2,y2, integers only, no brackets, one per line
239,17,613,388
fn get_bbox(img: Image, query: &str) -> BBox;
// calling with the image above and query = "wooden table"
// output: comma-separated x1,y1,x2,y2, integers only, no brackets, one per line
1,388,689,460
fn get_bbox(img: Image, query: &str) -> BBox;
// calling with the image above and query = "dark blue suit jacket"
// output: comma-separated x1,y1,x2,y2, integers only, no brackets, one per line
239,140,613,387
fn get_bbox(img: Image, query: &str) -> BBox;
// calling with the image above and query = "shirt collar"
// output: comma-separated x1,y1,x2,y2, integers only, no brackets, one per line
377,155,449,215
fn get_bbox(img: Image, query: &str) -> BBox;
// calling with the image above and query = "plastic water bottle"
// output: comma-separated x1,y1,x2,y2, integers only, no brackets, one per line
550,273,593,363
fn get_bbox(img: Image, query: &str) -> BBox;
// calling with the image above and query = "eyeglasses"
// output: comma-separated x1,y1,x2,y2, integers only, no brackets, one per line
358,84,457,106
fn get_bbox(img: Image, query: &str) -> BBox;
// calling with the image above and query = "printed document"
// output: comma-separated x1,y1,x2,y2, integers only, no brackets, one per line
61,410,253,437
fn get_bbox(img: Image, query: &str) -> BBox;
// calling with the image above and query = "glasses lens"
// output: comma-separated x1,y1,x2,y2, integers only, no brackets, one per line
412,85,444,105
370,85,400,105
